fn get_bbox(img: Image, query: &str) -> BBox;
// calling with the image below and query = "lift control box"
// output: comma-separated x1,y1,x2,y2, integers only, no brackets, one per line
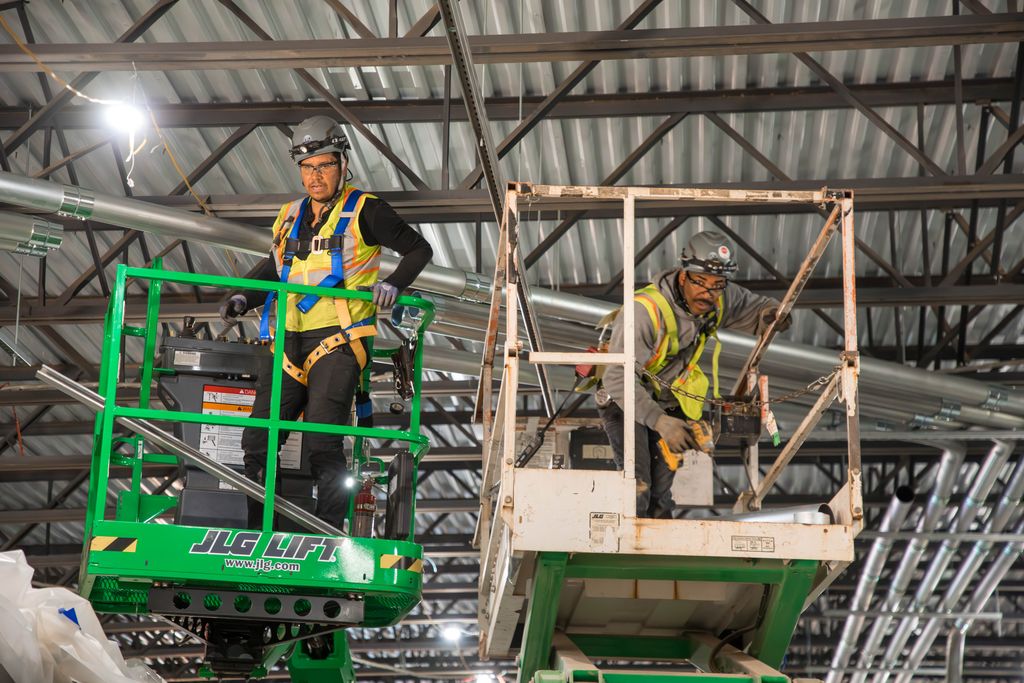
156,333,315,530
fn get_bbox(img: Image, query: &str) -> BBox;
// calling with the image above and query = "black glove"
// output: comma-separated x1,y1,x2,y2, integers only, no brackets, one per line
219,294,248,323
762,306,792,333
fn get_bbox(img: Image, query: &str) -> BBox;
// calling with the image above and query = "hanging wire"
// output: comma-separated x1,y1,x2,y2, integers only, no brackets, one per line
0,16,213,215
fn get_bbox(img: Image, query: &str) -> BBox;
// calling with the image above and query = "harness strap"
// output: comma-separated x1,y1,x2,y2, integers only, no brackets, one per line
269,316,373,387
260,199,308,342
295,189,364,314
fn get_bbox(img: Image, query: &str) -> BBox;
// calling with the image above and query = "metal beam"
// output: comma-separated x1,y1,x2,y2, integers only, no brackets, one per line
31,135,114,180
457,0,663,190
116,173,1024,223
1,280,1022,329
2,14,1022,72
438,0,554,415
0,78,1012,129
215,0,429,190
733,0,951,177
169,124,257,195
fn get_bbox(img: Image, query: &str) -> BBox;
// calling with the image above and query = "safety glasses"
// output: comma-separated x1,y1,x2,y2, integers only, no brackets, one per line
298,160,341,176
686,272,728,292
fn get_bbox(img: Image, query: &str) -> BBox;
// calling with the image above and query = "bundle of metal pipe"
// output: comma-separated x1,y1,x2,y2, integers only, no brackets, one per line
2,171,1022,427
826,486,916,681
848,446,965,683
871,440,1013,683
893,444,1024,683
403,294,1022,431
0,210,62,257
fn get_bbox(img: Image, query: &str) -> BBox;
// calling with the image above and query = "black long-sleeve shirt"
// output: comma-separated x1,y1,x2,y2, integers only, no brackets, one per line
231,195,432,311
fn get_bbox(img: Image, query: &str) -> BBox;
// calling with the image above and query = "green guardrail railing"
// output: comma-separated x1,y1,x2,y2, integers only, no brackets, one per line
88,261,435,539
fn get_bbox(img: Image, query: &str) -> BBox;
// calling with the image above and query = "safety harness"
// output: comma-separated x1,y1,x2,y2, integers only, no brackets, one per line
259,189,374,385
634,284,724,420
577,283,724,420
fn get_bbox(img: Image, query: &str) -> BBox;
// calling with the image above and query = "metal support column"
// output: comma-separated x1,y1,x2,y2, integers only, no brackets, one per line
438,0,554,416
518,552,569,683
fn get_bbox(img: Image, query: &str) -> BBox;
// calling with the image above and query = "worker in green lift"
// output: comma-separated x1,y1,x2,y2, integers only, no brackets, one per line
598,231,789,518
219,115,432,528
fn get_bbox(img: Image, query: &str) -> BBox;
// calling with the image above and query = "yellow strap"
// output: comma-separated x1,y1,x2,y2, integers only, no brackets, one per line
711,333,721,399
332,297,369,369
267,314,370,389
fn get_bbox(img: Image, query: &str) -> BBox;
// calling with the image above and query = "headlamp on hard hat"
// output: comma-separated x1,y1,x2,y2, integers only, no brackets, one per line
288,134,350,161
289,115,351,163
679,231,738,280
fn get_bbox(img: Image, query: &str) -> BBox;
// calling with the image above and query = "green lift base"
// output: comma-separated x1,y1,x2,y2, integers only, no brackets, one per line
517,552,820,683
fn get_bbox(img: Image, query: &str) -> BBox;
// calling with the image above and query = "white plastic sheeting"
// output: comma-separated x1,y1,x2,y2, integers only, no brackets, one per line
0,550,164,683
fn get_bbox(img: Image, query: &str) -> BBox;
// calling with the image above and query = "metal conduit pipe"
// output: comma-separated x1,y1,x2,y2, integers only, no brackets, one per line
0,171,265,255
3,172,1021,419
871,440,1013,683
946,629,965,683
405,295,589,351
711,336,1024,419
893,442,1024,683
405,295,1007,430
420,345,575,390
825,486,916,683
396,272,1024,424
849,445,966,683
757,376,969,432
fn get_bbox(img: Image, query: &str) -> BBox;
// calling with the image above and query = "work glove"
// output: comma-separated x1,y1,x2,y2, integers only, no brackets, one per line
762,305,792,333
654,414,697,453
371,281,400,309
219,294,248,323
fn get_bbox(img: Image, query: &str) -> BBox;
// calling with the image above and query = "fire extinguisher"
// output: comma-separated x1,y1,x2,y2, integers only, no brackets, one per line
351,479,376,538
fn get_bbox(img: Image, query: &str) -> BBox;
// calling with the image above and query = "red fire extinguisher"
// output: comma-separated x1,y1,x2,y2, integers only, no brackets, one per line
352,479,376,538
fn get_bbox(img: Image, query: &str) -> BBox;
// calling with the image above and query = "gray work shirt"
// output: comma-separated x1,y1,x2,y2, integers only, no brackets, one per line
601,269,779,429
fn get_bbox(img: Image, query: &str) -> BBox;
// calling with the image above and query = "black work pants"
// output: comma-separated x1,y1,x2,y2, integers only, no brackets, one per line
598,400,676,519
241,326,361,528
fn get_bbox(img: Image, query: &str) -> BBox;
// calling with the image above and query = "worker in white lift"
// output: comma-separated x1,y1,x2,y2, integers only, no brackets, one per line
597,231,789,519
218,116,432,527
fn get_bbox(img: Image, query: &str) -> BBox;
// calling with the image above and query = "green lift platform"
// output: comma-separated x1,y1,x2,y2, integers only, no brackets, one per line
39,264,435,681
475,183,864,683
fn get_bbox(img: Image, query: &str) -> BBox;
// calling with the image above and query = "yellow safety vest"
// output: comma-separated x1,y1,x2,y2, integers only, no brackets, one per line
271,185,380,335
633,285,724,420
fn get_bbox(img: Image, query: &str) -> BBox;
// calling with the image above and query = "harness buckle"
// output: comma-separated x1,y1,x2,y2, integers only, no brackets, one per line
311,235,328,253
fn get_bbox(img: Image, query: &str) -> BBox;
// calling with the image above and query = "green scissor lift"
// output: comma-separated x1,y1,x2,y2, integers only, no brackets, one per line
55,264,435,681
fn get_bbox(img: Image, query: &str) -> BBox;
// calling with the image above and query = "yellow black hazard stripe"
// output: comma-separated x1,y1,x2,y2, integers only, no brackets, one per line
380,554,423,573
90,536,138,553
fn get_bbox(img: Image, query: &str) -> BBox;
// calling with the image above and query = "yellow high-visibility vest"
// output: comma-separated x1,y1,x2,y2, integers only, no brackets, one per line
270,185,380,335
633,284,724,420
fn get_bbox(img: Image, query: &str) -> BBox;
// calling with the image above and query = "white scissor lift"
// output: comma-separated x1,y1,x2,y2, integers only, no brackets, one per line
474,184,864,683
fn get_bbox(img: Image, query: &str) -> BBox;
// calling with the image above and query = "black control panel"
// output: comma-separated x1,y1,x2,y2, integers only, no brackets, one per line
156,322,315,531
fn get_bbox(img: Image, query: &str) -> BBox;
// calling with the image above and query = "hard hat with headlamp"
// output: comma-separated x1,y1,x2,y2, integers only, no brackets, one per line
289,115,350,163
679,231,738,280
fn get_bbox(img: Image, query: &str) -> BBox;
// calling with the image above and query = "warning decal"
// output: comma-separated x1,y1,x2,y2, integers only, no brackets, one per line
731,535,776,553
200,385,256,467
200,385,302,474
